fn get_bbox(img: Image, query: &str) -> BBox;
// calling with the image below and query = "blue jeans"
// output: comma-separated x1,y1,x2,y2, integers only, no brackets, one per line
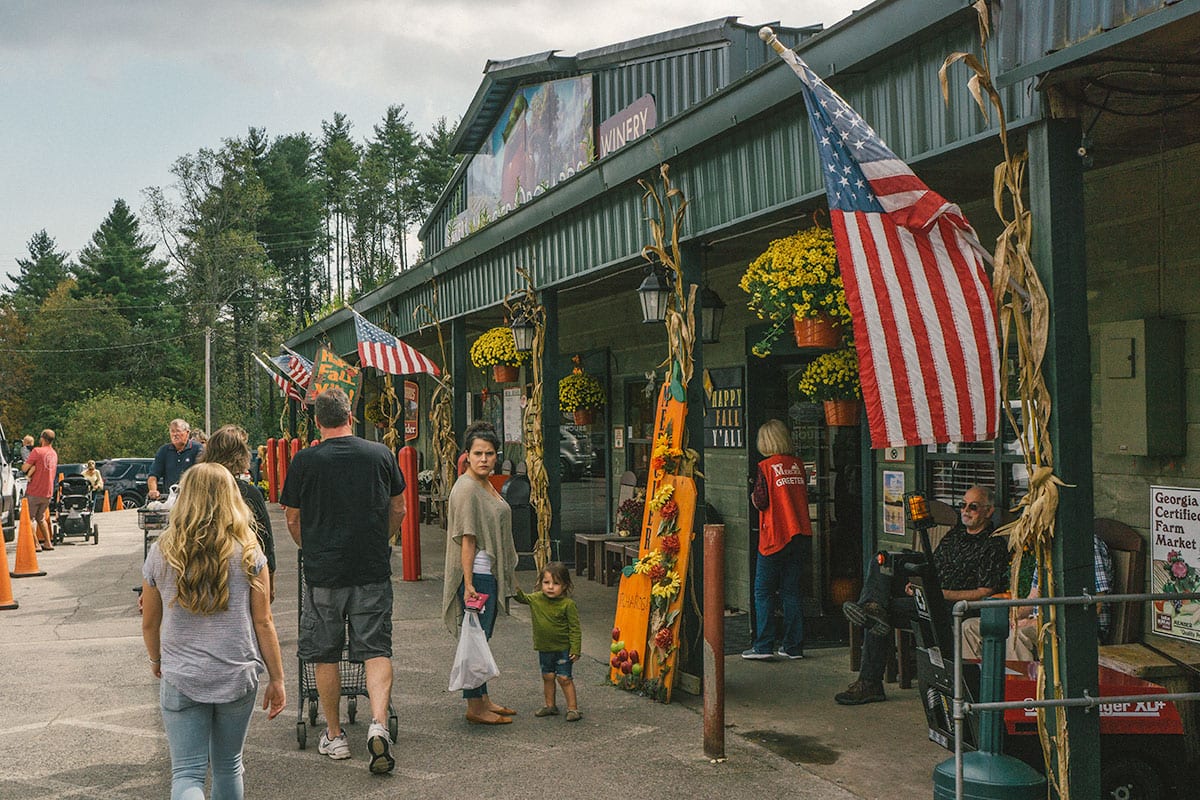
752,537,804,654
160,679,257,800
457,573,497,699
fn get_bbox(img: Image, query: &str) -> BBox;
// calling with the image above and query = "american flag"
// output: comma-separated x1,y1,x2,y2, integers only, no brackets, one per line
353,312,440,377
777,46,1000,448
278,349,313,388
256,355,303,401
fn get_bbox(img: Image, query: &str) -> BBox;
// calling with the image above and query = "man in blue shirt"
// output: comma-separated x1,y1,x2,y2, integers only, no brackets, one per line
147,419,204,500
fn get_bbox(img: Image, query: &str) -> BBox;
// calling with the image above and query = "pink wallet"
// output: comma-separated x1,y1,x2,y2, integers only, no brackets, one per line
464,593,489,612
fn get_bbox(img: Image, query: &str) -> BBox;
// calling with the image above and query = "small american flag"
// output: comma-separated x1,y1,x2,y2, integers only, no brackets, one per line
353,312,440,377
258,355,303,401
279,349,313,388
776,45,1000,448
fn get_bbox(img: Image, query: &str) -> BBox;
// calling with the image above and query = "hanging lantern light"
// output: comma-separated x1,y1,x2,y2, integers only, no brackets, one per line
699,285,726,344
509,311,536,353
637,268,672,324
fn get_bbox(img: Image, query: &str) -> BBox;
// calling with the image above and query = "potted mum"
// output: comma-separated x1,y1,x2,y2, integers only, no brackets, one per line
797,345,862,426
470,326,529,382
558,357,606,425
739,225,851,356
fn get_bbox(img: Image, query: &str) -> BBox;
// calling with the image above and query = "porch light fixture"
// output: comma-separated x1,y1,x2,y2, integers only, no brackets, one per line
637,267,673,324
699,285,726,344
509,312,536,353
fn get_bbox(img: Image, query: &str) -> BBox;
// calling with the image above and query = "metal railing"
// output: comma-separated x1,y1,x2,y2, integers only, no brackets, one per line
948,590,1200,800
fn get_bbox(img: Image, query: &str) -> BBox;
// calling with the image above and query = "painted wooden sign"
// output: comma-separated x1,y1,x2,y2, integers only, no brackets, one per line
610,383,694,701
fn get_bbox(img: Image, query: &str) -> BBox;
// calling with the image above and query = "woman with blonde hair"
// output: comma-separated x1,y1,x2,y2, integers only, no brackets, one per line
142,462,286,800
744,418,812,660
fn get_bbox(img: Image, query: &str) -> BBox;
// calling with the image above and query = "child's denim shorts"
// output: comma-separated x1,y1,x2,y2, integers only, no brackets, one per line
538,650,573,678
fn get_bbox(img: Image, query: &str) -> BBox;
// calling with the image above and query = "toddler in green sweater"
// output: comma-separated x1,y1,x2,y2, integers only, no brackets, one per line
514,562,583,721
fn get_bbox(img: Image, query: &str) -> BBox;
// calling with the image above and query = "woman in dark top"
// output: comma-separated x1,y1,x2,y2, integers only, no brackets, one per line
201,425,277,601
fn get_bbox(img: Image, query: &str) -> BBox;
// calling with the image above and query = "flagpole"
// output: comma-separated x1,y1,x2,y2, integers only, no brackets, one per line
757,26,787,56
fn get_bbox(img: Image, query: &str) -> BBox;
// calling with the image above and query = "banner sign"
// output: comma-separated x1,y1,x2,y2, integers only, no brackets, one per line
304,346,361,410
1150,485,1200,642
404,380,419,442
702,367,745,448
598,93,657,157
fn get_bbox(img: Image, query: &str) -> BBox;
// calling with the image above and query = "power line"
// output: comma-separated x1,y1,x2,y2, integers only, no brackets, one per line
0,331,202,353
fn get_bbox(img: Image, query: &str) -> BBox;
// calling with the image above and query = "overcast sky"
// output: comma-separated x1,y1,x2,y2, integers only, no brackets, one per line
0,1,864,282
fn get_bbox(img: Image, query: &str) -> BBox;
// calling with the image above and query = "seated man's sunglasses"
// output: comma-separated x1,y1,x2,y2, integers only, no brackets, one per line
959,501,989,511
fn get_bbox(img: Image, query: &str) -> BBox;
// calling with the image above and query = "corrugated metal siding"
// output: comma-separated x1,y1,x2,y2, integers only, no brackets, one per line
592,44,729,124
301,11,1035,347
996,0,1179,73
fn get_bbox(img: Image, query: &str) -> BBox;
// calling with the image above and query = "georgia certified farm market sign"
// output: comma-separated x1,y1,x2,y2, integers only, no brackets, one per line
1150,485,1200,643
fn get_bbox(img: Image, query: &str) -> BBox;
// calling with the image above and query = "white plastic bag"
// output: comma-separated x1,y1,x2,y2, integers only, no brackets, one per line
448,611,500,691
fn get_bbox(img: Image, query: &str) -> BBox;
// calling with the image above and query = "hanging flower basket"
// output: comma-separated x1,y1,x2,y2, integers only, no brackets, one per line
824,399,861,427
559,355,606,417
740,225,850,356
469,326,529,371
572,408,595,426
492,364,520,383
792,313,842,349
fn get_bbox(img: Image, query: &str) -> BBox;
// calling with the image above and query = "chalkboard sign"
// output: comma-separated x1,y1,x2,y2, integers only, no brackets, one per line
703,367,745,448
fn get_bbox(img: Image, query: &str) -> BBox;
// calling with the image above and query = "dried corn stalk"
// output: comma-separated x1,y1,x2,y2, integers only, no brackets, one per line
505,267,553,570
940,2,1070,796
414,283,459,514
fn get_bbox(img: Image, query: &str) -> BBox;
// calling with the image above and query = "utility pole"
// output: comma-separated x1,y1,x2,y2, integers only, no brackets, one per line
204,326,212,435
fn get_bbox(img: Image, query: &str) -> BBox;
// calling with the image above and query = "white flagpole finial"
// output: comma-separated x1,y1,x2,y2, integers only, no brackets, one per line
758,26,787,55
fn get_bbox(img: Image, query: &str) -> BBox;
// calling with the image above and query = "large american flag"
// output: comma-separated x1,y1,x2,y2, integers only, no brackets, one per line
353,312,441,377
778,46,1000,448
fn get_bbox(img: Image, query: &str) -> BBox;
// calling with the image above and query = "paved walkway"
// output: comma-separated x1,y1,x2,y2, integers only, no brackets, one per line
0,506,948,799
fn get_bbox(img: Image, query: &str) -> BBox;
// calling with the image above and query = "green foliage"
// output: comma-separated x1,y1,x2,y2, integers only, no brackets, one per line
57,389,198,462
74,199,170,328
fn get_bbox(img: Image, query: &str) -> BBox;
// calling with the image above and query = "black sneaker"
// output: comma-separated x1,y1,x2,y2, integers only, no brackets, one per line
842,600,891,637
834,680,887,705
740,648,776,660
776,647,805,660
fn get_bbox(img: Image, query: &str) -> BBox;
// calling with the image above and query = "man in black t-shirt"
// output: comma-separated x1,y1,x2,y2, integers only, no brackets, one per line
836,485,1010,706
281,387,405,774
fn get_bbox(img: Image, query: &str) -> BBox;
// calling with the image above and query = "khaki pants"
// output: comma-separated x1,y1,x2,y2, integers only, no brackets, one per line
961,616,1039,661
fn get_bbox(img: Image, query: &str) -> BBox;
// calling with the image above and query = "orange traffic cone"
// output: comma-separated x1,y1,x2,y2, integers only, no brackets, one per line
0,534,18,609
115,494,125,511
11,498,46,578
102,491,111,513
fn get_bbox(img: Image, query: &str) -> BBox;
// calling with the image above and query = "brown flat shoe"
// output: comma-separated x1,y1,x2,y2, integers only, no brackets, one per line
489,705,517,716
465,714,512,725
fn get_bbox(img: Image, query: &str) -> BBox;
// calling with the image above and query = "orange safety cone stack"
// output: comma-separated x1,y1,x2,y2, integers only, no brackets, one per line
115,494,125,511
0,534,18,609
11,498,46,578
102,491,111,513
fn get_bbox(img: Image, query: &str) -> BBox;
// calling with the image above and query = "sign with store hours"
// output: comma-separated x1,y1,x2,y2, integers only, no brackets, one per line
1150,485,1200,643
703,367,744,448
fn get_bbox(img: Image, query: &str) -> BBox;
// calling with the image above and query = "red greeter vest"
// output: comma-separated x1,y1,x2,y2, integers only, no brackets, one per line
757,454,812,556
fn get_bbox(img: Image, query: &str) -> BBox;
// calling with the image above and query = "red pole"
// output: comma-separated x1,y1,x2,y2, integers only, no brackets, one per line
310,439,319,449
703,523,726,760
276,438,289,503
290,438,301,459
266,438,277,504
398,447,421,580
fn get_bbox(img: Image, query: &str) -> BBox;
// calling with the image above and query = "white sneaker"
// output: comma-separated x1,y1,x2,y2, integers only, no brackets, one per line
318,729,351,760
366,720,394,774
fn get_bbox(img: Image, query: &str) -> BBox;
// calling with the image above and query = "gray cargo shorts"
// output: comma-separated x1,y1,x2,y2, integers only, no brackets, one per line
299,580,393,663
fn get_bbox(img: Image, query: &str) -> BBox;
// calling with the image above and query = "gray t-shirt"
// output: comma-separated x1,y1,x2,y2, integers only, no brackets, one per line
144,542,266,704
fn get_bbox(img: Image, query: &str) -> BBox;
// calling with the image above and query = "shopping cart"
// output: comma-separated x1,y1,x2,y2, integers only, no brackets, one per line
295,550,398,749
137,507,170,560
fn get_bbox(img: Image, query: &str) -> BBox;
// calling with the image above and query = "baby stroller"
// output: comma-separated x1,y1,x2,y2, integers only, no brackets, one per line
53,475,99,545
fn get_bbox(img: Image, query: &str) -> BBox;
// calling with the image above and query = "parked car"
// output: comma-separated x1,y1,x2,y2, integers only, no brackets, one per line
0,427,19,543
98,458,154,509
560,427,595,482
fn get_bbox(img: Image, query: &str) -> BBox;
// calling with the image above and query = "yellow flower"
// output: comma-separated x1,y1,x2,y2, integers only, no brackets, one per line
469,326,529,368
650,570,681,599
797,346,862,401
633,550,662,574
649,484,675,511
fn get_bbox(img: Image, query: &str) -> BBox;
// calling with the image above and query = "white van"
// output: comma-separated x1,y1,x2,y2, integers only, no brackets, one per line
0,423,20,543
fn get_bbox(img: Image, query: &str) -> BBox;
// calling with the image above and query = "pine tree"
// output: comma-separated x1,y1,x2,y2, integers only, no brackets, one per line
74,199,170,328
7,230,73,314
411,117,462,258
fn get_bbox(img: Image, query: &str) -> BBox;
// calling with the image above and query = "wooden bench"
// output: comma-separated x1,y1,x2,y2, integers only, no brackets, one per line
1099,638,1200,762
602,537,639,586
574,533,619,581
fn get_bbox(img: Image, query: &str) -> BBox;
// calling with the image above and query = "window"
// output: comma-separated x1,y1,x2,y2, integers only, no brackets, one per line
924,402,1027,511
